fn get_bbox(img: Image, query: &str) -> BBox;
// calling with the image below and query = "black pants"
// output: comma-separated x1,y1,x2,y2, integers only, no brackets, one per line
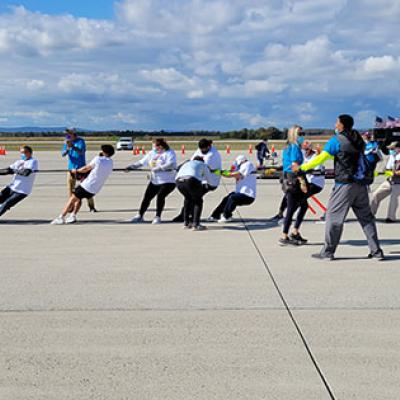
174,184,217,222
279,183,323,215
176,178,204,226
139,182,175,217
283,190,308,234
212,192,254,219
0,187,27,217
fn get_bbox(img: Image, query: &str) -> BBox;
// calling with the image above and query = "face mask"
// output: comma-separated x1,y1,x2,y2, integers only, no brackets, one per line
297,136,305,145
20,154,26,160
389,150,396,156
334,129,340,135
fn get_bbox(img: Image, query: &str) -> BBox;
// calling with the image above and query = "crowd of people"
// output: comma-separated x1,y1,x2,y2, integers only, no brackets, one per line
0,115,399,260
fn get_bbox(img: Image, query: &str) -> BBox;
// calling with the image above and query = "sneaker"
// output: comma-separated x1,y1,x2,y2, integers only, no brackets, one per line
367,249,385,261
131,215,144,223
207,216,218,222
183,224,192,230
278,237,299,246
65,214,77,224
311,253,335,261
152,216,161,225
218,216,232,223
290,233,308,244
51,217,65,225
385,218,396,223
270,214,283,222
89,207,98,213
192,225,207,231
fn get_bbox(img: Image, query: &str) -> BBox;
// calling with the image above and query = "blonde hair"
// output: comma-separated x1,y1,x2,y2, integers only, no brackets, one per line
287,125,302,144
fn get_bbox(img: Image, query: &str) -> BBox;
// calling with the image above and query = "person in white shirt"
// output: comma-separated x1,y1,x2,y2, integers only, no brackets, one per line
370,141,400,222
176,156,215,230
173,139,222,223
209,155,256,223
51,145,114,225
126,138,176,224
0,146,38,217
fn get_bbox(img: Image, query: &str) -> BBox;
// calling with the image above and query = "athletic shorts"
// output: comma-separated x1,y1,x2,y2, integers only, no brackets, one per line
74,185,94,200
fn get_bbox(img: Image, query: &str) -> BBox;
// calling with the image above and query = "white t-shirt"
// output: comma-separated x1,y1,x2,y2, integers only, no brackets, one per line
304,152,325,188
236,161,257,199
80,156,113,195
191,146,222,187
138,149,177,185
8,158,38,195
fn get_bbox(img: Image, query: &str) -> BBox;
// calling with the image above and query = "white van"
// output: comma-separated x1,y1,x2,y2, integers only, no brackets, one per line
116,137,134,151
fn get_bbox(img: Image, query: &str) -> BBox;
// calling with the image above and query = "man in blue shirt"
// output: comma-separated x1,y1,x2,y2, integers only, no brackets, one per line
62,128,96,212
299,115,384,260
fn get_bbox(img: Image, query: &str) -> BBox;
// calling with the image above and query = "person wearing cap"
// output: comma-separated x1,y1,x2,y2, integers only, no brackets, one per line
209,155,256,223
255,138,270,168
172,139,222,223
51,145,115,225
61,129,96,212
370,141,400,223
127,138,176,225
298,114,384,260
0,146,38,217
175,156,215,231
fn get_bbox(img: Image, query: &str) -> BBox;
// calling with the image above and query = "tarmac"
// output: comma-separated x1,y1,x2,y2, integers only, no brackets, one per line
0,150,399,400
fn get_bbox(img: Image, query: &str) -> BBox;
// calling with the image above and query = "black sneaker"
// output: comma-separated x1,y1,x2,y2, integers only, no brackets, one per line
290,233,308,244
367,249,385,261
278,237,299,246
311,253,335,261
271,214,283,222
172,215,184,223
89,207,98,213
385,218,396,223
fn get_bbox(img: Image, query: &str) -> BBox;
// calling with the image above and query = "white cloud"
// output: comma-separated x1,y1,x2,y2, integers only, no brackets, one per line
0,1,399,129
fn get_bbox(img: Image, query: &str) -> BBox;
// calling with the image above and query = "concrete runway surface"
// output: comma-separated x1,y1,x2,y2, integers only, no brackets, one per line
0,150,399,400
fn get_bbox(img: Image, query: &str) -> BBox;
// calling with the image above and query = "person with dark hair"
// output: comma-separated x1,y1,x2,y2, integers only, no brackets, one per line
255,138,270,168
127,138,176,224
299,114,384,260
61,128,96,212
51,145,115,225
0,146,38,217
176,156,215,230
172,138,222,223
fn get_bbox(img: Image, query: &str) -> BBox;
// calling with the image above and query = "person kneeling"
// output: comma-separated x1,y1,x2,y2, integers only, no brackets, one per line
176,156,215,231
51,145,114,225
210,155,256,223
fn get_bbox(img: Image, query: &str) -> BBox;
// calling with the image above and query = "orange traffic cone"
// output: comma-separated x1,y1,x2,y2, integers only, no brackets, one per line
141,146,146,155
271,144,275,153
181,144,185,155
248,144,253,155
226,145,231,155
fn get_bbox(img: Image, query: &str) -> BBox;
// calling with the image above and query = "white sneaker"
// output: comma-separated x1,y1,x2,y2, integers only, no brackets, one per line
51,217,65,225
207,216,217,222
152,216,161,225
65,214,77,224
218,216,232,223
131,215,144,223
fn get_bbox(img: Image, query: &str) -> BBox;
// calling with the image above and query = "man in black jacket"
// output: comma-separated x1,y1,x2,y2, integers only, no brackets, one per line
299,115,384,260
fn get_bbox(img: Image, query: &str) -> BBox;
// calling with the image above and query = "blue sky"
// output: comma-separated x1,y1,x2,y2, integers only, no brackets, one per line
0,0,399,130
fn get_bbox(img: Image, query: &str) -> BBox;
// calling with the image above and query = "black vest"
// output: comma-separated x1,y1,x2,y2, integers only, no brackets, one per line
334,131,364,184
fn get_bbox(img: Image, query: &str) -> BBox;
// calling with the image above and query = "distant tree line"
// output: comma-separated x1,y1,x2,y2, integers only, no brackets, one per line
0,127,333,139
